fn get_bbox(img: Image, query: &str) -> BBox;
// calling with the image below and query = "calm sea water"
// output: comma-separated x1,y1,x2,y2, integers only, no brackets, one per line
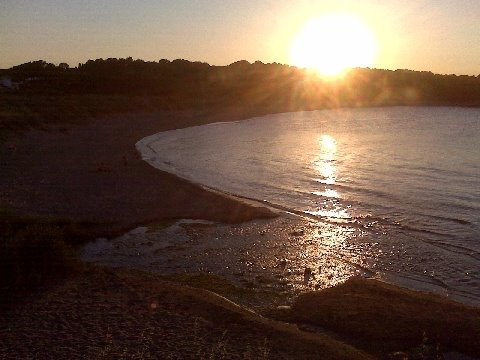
137,107,480,304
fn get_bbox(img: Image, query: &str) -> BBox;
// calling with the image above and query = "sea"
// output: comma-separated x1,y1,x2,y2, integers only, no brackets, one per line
135,106,480,305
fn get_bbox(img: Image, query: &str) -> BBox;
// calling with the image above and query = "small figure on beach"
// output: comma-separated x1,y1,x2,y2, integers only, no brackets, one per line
303,267,313,284
278,258,288,271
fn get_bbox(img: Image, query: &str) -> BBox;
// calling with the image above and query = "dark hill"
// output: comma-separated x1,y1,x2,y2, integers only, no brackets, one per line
5,58,480,110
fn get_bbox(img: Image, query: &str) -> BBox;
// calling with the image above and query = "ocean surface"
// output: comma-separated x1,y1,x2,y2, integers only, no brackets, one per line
136,106,480,304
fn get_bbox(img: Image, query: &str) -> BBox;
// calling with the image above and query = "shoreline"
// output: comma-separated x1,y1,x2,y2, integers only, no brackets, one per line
3,106,479,306
81,215,480,308
0,107,278,238
132,109,480,307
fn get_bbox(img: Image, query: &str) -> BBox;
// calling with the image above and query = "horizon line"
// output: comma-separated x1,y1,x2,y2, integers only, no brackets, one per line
1,58,479,78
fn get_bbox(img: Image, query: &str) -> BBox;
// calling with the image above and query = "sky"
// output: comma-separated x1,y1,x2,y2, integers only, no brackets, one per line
1,0,479,75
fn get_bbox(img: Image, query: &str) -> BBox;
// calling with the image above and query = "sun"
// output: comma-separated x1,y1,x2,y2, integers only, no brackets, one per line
290,13,377,77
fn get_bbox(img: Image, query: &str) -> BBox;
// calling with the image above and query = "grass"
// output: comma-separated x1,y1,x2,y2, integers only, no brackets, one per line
162,273,254,297
0,223,79,301
0,206,126,245
0,209,478,358
0,210,87,307
160,272,288,312
274,276,480,358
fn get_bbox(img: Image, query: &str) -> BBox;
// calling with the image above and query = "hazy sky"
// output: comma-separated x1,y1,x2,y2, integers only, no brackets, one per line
1,0,479,75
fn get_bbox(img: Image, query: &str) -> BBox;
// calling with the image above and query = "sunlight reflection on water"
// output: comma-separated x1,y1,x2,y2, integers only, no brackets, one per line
314,134,337,182
130,107,480,304
309,134,350,219
312,189,340,198
82,217,376,295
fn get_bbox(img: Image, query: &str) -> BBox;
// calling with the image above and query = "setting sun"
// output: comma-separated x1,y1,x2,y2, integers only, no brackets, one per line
290,13,377,77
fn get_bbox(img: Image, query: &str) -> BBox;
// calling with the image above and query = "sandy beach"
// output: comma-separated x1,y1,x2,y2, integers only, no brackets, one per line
0,108,275,236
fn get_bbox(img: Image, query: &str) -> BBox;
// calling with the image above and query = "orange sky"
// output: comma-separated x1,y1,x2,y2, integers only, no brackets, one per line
1,0,479,75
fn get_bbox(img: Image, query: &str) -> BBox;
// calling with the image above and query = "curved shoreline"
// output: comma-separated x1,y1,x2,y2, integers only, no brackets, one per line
0,108,277,238
132,111,480,307
3,106,478,305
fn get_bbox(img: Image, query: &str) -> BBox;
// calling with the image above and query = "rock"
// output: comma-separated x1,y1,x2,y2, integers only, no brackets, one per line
290,229,305,236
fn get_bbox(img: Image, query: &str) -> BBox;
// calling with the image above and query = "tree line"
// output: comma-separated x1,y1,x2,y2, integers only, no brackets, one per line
4,58,480,110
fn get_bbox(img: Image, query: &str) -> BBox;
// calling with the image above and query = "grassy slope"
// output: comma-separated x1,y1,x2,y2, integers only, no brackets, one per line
4,265,479,359
1,265,373,360
277,277,480,358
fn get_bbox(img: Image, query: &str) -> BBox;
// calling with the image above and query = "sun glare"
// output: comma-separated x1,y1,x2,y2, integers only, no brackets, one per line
290,13,377,78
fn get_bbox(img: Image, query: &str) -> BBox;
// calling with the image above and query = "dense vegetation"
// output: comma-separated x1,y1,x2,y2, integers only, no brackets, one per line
3,58,480,110
0,205,131,305
0,214,79,308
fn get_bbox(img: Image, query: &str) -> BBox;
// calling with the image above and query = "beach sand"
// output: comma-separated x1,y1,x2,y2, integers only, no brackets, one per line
0,108,275,236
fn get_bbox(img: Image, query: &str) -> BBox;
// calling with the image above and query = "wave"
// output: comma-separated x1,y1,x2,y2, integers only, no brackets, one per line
428,214,473,226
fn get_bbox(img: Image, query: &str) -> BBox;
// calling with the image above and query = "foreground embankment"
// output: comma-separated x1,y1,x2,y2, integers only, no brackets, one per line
0,265,372,360
2,265,479,359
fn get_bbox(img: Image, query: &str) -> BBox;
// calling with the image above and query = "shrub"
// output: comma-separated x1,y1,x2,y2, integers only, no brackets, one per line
0,224,78,295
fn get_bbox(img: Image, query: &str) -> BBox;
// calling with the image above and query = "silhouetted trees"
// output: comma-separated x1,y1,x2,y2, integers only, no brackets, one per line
4,58,480,110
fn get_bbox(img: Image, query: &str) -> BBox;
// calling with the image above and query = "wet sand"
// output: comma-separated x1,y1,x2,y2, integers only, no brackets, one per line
1,106,472,304
81,217,374,299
